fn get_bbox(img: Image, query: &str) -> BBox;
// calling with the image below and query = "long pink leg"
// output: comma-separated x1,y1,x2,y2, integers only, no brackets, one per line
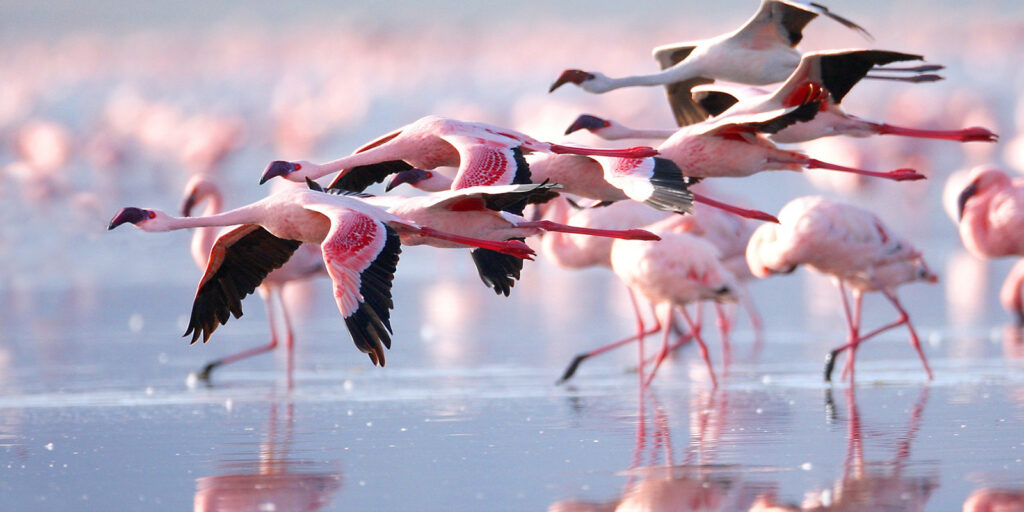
740,290,764,359
278,288,296,390
691,192,779,223
558,287,660,384
883,289,933,380
643,305,674,388
680,307,717,388
999,258,1024,326
714,302,733,369
196,289,279,381
640,329,693,368
841,289,864,381
515,219,659,241
547,143,658,159
825,281,858,381
801,157,926,182
872,122,998,143
416,226,535,259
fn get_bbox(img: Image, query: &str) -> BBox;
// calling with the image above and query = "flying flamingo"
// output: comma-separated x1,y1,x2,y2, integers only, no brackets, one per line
107,187,535,366
257,115,658,198
956,167,1024,324
746,196,936,382
181,176,326,381
549,0,871,125
610,217,742,388
566,102,926,183
314,180,662,296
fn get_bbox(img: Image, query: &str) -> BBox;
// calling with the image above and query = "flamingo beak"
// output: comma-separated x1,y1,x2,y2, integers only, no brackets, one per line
108,207,149,230
385,169,431,192
564,114,610,135
180,190,198,217
259,160,296,185
956,180,979,221
549,69,595,93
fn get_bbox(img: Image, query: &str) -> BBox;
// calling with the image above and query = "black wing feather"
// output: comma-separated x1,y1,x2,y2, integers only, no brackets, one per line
644,158,695,214
184,227,302,344
326,160,413,193
820,50,924,104
471,238,526,297
344,224,401,366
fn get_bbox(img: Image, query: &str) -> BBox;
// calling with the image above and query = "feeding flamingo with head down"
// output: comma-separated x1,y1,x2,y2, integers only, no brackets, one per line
955,167,1024,325
746,196,936,382
108,186,535,367
549,0,871,126
180,176,327,381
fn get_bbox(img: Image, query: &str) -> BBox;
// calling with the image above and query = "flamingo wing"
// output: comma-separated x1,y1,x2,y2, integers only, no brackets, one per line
303,204,402,366
443,135,532,190
701,101,820,137
425,183,561,212
735,0,870,47
598,157,694,214
322,126,411,192
812,50,925,104
185,225,302,344
651,44,713,127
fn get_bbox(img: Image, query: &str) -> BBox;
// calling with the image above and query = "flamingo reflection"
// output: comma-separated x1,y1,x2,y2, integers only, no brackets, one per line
194,402,342,512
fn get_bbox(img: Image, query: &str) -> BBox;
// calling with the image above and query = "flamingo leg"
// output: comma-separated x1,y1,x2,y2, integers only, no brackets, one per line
690,192,779,223
841,289,864,381
640,329,694,368
196,290,279,382
643,305,675,388
547,143,657,159
714,302,733,369
415,226,535,259
680,307,717,388
802,157,925,182
557,288,660,384
740,289,765,359
278,287,296,389
883,288,934,380
514,219,659,241
872,122,998,142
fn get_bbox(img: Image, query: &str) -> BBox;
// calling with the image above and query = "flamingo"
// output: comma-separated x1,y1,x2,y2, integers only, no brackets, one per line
548,0,871,126
956,167,1024,324
316,181,662,296
746,196,936,382
688,49,995,144
107,187,535,366
257,115,658,196
610,217,742,388
181,176,326,381
566,102,926,183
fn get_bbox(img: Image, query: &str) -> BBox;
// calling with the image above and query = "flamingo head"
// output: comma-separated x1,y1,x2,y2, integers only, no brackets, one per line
260,160,312,184
549,69,597,92
181,175,220,216
108,207,169,232
385,169,451,192
564,114,611,136
957,167,1011,220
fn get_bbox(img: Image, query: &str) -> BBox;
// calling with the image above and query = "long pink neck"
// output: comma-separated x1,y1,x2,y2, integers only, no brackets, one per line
308,143,405,180
165,204,261,231
1000,258,1024,324
191,192,224,268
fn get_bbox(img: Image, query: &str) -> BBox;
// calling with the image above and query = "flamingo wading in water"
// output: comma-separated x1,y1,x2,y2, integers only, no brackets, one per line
108,187,535,366
746,196,936,381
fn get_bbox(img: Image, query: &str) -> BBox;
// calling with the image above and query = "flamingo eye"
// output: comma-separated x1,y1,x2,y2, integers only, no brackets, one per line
425,172,433,178
294,163,302,170
147,211,156,219
602,120,611,128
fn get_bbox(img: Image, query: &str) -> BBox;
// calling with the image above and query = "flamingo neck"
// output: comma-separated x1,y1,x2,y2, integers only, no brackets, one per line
191,193,224,268
308,143,404,180
166,204,261,231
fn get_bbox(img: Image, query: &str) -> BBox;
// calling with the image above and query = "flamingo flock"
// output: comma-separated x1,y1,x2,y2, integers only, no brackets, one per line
97,0,1016,390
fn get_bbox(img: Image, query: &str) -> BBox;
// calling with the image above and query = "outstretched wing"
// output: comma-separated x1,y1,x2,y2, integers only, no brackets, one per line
442,135,532,214
700,101,820,137
423,183,562,213
651,44,713,127
597,156,694,214
303,204,401,366
185,225,302,344
323,126,411,192
735,0,871,48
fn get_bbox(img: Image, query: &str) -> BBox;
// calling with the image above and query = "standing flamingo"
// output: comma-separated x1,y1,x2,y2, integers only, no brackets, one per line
956,167,1024,324
746,196,936,381
108,187,535,366
549,0,870,125
257,115,657,196
181,176,326,381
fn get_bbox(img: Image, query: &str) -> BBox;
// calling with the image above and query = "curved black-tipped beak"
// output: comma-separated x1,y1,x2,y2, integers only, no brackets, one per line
564,114,610,135
259,160,296,185
957,179,979,221
108,207,149,230
549,69,595,93
180,191,198,217
385,169,431,192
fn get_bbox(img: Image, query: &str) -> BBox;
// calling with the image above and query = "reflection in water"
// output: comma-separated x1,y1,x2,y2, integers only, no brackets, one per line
963,488,1024,511
194,402,342,512
752,387,936,511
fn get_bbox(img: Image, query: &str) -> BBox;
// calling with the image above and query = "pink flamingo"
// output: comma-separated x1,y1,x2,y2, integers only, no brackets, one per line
956,167,1024,324
610,217,742,388
746,196,936,382
566,107,927,183
689,49,994,144
108,187,535,366
257,115,657,194
549,0,870,126
181,176,326,381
